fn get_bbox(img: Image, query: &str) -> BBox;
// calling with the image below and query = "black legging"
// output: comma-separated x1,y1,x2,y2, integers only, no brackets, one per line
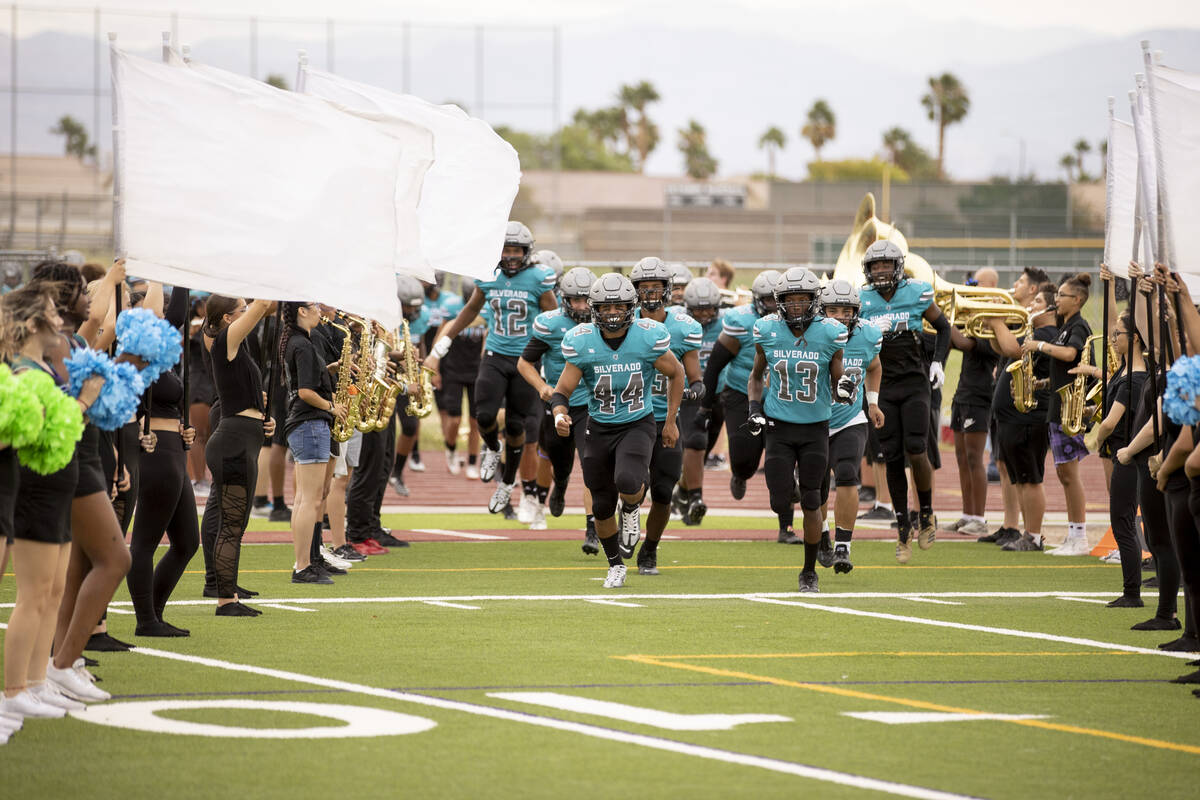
1165,485,1200,637
200,416,263,599
722,389,765,481
128,430,199,625
347,410,396,540
100,421,142,533
1136,463,1179,620
1108,460,1142,598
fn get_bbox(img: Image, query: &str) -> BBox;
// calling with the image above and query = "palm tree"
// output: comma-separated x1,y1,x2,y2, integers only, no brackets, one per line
920,73,970,179
881,127,912,165
678,120,718,179
1073,138,1092,180
617,81,661,172
758,126,786,178
1059,153,1077,183
801,100,836,162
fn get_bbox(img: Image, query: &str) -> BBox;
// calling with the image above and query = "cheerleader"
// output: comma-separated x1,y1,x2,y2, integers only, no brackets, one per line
199,296,276,616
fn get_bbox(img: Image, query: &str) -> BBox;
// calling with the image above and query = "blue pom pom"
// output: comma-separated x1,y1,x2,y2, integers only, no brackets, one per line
1164,355,1200,427
115,307,182,383
64,348,146,431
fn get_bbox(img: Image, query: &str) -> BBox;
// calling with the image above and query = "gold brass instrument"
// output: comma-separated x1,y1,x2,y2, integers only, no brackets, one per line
337,314,375,435
832,193,1028,336
1057,334,1105,437
357,331,391,431
1083,338,1121,425
1007,352,1037,413
400,319,435,418
325,317,360,443
718,287,753,308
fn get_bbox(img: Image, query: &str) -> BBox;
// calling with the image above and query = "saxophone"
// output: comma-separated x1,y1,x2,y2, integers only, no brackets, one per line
401,319,435,418
1057,334,1104,437
1007,352,1037,413
325,317,359,443
1083,337,1121,425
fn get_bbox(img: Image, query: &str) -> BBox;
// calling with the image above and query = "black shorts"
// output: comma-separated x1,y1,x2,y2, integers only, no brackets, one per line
74,424,108,498
950,399,991,434
680,394,725,453
996,422,1048,485
582,415,657,519
0,448,17,544
721,388,766,480
926,385,942,469
538,403,588,461
876,375,931,463
829,423,868,487
474,352,539,430
15,455,78,544
764,417,829,510
648,419,684,505
438,375,477,418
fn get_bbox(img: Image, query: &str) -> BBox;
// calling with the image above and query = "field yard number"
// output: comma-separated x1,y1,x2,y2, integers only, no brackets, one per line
488,691,790,731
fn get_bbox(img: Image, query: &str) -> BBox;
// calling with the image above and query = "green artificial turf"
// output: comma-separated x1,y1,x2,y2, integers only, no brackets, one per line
1,539,1195,799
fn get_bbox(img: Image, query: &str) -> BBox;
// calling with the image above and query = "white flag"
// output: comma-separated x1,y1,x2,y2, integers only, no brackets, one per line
1104,116,1137,277
1149,62,1200,288
112,47,416,327
303,68,521,282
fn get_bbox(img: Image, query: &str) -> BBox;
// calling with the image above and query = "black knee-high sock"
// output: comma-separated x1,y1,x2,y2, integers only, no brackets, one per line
444,440,457,453
835,526,853,543
885,459,909,521
916,487,932,513
522,479,537,499
502,443,522,484
412,441,420,460
482,427,501,452
273,494,286,510
536,484,548,503
600,532,623,566
394,453,407,478
803,541,818,572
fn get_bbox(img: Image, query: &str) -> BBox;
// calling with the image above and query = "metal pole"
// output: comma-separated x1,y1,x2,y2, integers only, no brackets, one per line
108,32,123,258
295,50,308,95
59,190,67,249
475,25,484,117
552,26,561,247
326,18,335,72
250,16,258,78
8,4,17,248
402,21,411,94
93,7,101,188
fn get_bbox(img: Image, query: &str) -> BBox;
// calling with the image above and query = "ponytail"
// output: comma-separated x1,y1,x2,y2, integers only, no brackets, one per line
278,301,302,367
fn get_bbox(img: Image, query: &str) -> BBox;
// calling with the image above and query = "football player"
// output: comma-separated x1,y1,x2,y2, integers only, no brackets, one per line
424,222,558,514
630,257,705,574
856,241,952,564
749,267,851,593
816,279,884,574
551,274,684,588
673,277,724,525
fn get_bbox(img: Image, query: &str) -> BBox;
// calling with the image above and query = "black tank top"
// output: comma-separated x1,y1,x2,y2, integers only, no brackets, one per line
209,327,263,419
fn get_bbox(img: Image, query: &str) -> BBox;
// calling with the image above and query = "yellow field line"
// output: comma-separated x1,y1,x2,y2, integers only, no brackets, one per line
634,651,1136,660
615,655,1200,756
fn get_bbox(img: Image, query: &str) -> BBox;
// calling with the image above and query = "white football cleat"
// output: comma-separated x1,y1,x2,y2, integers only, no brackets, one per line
479,446,502,482
529,505,547,531
603,564,627,589
619,504,641,558
488,482,515,514
517,493,537,524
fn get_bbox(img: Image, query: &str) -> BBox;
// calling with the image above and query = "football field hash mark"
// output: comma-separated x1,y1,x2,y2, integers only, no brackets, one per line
487,691,792,730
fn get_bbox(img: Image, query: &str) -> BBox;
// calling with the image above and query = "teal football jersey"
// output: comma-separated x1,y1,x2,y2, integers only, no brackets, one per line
753,314,848,424
828,321,883,433
696,309,724,374
474,265,557,356
562,318,670,425
532,309,590,408
637,309,702,422
407,305,431,338
719,304,760,395
426,291,465,330
858,279,933,334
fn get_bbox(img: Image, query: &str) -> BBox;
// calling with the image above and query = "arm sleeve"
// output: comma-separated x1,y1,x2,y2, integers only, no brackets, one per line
930,312,951,363
702,340,736,406
521,337,551,365
164,285,190,329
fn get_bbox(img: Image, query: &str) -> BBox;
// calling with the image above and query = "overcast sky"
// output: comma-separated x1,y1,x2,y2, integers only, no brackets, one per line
6,0,1198,36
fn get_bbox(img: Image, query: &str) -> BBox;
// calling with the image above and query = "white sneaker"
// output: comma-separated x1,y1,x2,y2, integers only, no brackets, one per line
29,681,85,711
1101,550,1122,564
603,564,627,588
479,446,502,482
320,545,352,570
447,454,462,475
530,505,547,531
0,709,24,731
465,462,480,480
47,658,111,703
191,479,211,498
958,519,990,536
517,494,537,524
0,689,66,719
619,504,641,558
488,482,515,514
1048,535,1091,557
409,457,426,473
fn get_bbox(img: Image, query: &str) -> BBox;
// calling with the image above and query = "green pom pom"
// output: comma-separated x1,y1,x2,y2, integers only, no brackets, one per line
17,370,84,475
0,364,46,449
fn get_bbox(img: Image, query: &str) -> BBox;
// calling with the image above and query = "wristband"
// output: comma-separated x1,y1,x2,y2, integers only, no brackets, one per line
431,336,452,359
1037,341,1045,353
866,391,879,405
748,400,764,417
549,392,570,411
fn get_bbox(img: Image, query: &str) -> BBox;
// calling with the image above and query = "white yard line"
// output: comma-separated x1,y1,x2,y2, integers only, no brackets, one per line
422,600,481,610
412,528,509,541
585,599,645,608
258,603,317,612
744,597,1196,661
124,644,984,800
1056,597,1110,605
902,598,964,606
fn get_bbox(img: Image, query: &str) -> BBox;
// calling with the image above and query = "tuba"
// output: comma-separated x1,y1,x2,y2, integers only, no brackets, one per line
1057,334,1105,437
325,317,360,443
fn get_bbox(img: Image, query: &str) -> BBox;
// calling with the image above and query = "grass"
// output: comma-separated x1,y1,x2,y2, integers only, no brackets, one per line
1,531,1195,799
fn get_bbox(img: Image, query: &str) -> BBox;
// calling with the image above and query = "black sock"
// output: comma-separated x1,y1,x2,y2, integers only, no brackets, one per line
688,488,702,500
835,526,853,543
621,499,640,515
586,514,595,533
311,522,322,561
641,538,658,556
819,528,830,545
885,460,909,521
536,484,549,503
412,441,420,459
482,428,501,452
394,454,407,477
803,541,818,572
444,441,457,453
778,509,794,530
503,444,523,484
273,495,286,510
522,480,537,498
255,494,269,506
600,533,623,566
468,453,478,465
916,488,932,512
